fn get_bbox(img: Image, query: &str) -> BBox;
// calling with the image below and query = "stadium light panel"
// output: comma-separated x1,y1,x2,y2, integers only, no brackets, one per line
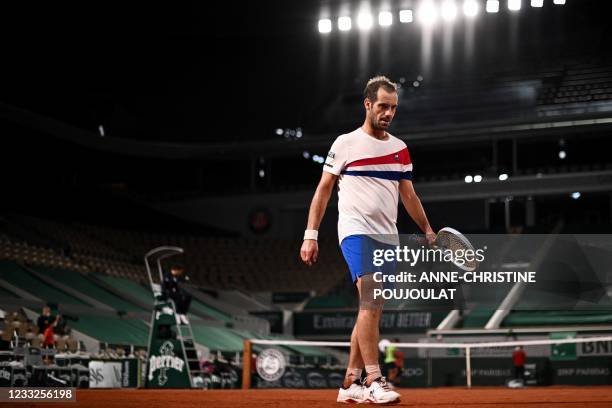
399,9,414,23
553,0,565,4
465,175,473,183
499,173,509,181
474,175,483,183
531,0,543,7
571,192,581,199
312,155,325,164
357,12,374,30
379,11,393,26
418,1,438,25
508,0,521,11
463,0,479,17
441,0,458,22
486,0,500,13
338,16,352,31
318,19,332,33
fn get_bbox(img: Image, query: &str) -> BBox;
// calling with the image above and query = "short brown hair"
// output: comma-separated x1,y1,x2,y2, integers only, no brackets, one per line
363,75,398,102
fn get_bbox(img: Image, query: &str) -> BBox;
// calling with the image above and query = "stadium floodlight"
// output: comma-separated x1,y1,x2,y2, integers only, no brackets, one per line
499,173,509,181
531,0,543,7
553,0,566,4
379,11,393,26
318,19,332,33
441,0,458,22
474,175,483,183
275,128,284,136
338,16,352,31
399,9,414,23
302,151,310,159
508,0,521,11
558,150,566,159
357,12,374,30
418,1,438,25
312,155,325,164
463,0,479,17
486,0,500,12
465,175,473,183
571,192,581,199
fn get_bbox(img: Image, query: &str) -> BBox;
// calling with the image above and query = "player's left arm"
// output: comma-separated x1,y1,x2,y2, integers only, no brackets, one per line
399,179,436,244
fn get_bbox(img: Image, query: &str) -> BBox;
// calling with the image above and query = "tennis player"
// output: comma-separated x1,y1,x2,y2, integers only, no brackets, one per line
300,76,435,404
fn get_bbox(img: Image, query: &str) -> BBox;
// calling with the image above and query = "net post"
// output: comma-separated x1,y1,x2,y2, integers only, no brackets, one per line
465,346,472,388
242,339,252,389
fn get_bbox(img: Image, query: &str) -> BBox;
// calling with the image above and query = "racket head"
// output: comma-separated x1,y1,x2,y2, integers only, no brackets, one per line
435,227,479,271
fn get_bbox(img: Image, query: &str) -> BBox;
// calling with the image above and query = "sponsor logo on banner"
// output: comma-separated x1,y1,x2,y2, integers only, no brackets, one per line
302,311,438,335
122,361,130,387
402,367,424,377
148,341,186,386
557,367,611,376
283,369,305,388
306,371,327,388
578,340,612,357
89,361,122,388
0,368,11,381
256,348,286,382
90,367,104,385
327,372,344,388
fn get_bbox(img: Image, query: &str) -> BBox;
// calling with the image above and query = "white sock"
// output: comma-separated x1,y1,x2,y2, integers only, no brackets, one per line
365,364,382,384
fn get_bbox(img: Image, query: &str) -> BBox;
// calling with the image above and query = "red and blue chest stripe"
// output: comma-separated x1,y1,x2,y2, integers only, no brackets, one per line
341,148,413,181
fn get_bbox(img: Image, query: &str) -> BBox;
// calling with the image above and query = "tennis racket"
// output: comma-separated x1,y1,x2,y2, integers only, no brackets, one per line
410,227,479,271
434,227,479,271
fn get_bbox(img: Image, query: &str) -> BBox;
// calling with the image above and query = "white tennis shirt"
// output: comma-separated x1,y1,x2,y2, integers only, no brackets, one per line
323,127,413,244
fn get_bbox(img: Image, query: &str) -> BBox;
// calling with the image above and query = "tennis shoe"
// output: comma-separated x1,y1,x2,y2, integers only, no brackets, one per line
363,377,400,404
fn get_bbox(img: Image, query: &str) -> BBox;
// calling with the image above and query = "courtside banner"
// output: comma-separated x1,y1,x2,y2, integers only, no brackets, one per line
353,234,612,314
294,310,445,336
253,367,345,389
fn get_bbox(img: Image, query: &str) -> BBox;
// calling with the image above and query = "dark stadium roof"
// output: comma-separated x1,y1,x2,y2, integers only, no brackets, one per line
1,0,611,145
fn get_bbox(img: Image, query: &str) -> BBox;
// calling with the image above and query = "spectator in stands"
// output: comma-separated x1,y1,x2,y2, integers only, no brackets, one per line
162,265,192,325
37,306,62,347
512,345,526,382
54,315,69,336
36,306,55,334
384,338,404,387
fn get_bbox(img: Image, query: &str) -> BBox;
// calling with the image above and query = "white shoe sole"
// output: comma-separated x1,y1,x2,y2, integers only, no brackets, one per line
364,395,401,404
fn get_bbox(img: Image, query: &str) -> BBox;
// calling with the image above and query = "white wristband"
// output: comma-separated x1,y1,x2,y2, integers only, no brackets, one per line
304,229,318,241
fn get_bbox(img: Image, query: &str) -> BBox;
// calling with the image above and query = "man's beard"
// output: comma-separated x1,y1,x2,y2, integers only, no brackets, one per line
370,117,387,131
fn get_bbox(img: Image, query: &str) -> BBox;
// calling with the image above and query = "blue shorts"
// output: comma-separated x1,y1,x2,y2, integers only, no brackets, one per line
341,235,397,283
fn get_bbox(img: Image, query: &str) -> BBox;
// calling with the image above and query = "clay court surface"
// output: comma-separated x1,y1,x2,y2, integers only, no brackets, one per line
9,386,612,408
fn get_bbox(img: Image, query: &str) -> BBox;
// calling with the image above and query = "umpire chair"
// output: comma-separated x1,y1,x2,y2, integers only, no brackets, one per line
144,246,201,388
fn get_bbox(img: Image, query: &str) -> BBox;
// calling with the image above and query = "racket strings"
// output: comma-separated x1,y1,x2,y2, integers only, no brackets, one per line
436,230,479,271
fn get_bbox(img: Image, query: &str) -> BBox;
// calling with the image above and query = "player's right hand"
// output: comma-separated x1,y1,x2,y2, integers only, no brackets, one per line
300,239,319,266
